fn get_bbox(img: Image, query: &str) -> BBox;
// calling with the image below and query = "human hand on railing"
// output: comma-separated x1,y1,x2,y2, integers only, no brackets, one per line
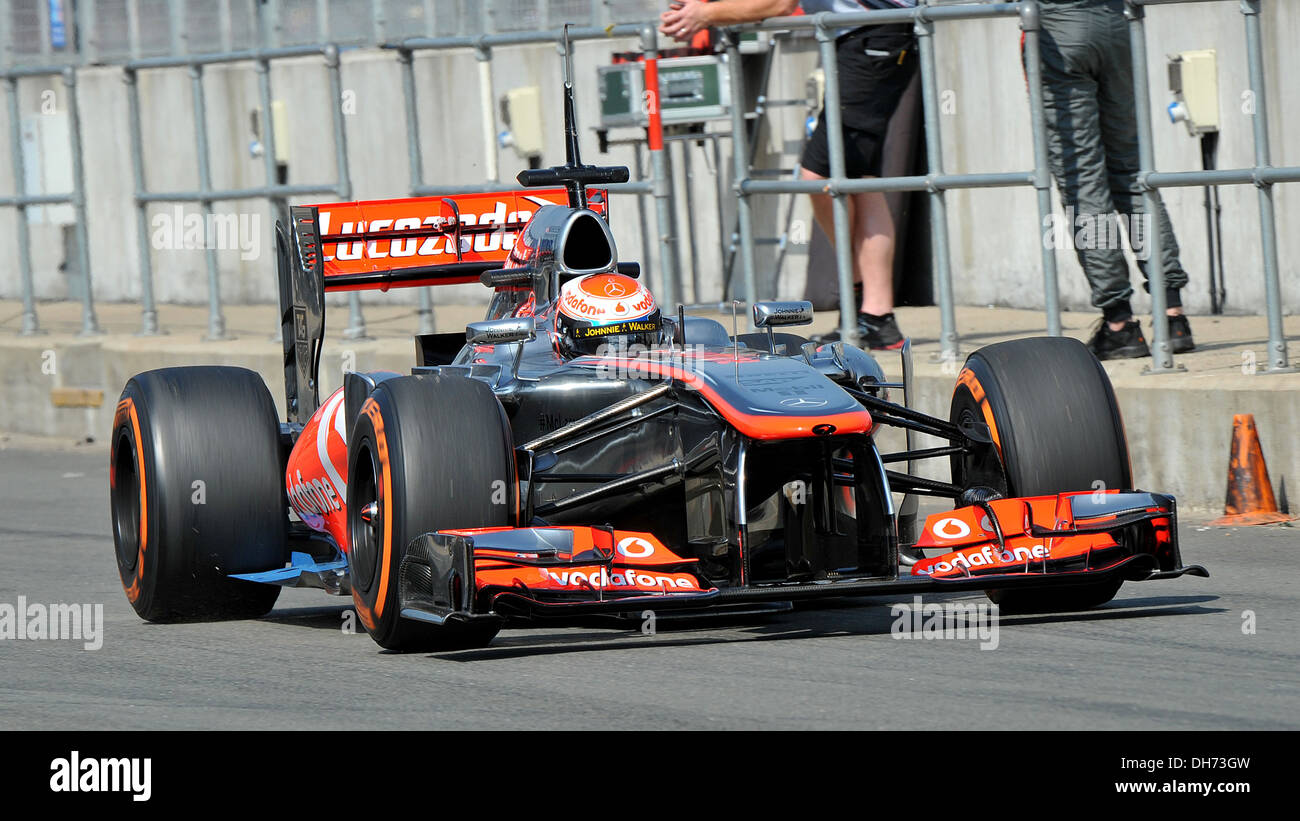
659,0,710,43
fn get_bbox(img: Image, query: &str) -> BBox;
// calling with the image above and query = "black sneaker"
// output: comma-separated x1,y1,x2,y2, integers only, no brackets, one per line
1087,318,1150,360
855,311,906,350
813,312,906,350
1167,314,1195,353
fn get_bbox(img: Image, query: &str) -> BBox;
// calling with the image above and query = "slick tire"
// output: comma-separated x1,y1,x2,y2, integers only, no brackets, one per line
347,375,514,652
948,337,1131,613
110,367,287,622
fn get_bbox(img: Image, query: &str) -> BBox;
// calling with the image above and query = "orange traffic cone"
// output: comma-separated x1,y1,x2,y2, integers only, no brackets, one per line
1209,414,1296,526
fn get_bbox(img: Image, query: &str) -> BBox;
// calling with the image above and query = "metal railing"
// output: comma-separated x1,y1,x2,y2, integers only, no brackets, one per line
124,41,354,339
2,14,662,339
386,22,667,325
0,64,97,336
0,0,1294,374
1,1,672,65
726,0,1295,373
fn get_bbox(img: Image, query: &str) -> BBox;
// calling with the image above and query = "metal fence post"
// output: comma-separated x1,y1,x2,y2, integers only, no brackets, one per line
475,44,499,183
373,0,387,44
679,139,701,304
6,76,40,335
64,67,101,336
631,144,652,284
399,47,437,335
711,134,728,297
724,30,758,315
316,0,330,43
1125,1,1178,373
815,17,857,345
127,0,141,60
324,43,368,341
255,54,290,259
915,11,957,364
1241,0,1292,373
77,0,98,64
38,0,53,63
189,63,228,340
643,24,679,310
219,0,233,53
0,4,10,70
256,57,280,200
1020,1,1062,338
168,0,186,56
423,0,436,38
266,0,284,49
124,67,160,334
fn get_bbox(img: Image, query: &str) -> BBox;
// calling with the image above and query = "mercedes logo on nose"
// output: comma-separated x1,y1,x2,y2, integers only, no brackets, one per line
780,397,828,408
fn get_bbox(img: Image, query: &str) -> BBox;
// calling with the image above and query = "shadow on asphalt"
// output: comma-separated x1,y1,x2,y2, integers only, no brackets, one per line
261,603,357,630
419,595,1224,663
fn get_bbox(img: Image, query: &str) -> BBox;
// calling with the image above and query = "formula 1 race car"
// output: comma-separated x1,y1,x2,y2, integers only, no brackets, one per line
108,51,1206,651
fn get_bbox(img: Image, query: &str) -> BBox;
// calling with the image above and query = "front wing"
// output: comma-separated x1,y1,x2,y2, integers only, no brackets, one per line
395,491,1207,626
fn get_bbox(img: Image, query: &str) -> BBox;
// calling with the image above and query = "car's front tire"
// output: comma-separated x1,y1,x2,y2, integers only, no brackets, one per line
949,337,1132,613
347,375,515,651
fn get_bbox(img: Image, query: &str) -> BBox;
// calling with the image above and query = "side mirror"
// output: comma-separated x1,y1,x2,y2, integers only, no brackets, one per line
466,317,535,346
752,301,814,328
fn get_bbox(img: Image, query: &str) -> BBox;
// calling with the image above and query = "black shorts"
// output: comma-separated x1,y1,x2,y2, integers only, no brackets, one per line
800,23,918,179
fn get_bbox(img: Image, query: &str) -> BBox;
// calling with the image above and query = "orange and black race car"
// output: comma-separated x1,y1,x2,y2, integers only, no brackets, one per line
108,47,1206,652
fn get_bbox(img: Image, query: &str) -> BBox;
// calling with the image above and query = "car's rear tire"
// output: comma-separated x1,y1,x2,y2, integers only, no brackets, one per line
949,337,1132,613
110,367,287,621
347,375,514,651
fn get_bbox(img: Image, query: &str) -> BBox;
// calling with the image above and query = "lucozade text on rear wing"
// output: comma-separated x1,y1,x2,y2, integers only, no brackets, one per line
301,187,611,292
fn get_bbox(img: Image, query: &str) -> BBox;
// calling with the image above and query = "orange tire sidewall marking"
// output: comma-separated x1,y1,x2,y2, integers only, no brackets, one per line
114,397,149,604
353,397,393,632
956,367,1003,459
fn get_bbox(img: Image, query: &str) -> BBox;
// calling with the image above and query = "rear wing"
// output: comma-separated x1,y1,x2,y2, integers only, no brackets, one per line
275,187,606,423
304,188,606,291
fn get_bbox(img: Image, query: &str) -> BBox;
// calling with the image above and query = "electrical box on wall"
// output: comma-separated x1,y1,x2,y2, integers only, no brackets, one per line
598,55,732,128
806,68,825,114
499,86,545,159
1167,49,1219,136
249,101,292,166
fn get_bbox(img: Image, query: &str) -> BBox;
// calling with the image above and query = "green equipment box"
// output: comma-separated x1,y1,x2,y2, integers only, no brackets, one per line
598,54,732,128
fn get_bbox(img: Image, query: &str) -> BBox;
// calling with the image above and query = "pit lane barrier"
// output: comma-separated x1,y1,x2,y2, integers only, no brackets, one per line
723,0,1297,374
0,0,1296,376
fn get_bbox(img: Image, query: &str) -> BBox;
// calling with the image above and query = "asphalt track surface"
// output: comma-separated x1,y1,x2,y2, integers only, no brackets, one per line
2,443,1298,731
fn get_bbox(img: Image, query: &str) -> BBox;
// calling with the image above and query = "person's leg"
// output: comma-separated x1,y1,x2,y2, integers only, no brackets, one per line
804,166,893,316
800,164,863,316
833,23,914,348
800,165,854,279
801,166,905,348
799,23,913,349
1093,0,1192,351
1038,10,1131,323
852,189,896,317
1035,6,1147,358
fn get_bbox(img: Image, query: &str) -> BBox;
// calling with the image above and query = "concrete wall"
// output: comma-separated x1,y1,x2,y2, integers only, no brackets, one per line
0,3,1296,318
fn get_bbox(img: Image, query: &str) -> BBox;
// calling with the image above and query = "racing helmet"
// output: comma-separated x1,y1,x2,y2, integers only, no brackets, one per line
555,273,662,357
